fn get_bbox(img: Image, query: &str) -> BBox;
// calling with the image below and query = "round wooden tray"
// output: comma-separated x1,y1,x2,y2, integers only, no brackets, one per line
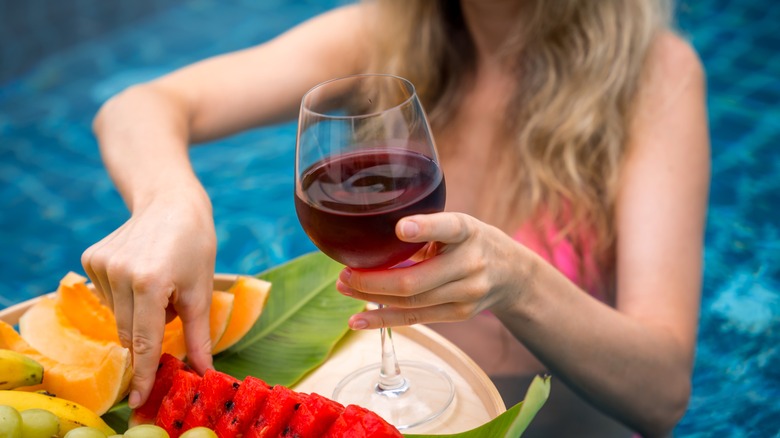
0,274,506,434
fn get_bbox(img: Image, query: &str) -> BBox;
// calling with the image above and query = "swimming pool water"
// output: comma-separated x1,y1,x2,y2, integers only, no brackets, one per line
1,0,778,435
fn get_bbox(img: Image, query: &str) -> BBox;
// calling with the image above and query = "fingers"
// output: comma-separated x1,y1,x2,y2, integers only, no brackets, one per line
178,275,215,375
109,277,134,349
397,212,474,245
127,279,168,409
347,302,477,329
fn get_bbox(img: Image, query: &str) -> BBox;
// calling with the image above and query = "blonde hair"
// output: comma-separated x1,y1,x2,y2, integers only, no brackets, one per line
366,0,673,290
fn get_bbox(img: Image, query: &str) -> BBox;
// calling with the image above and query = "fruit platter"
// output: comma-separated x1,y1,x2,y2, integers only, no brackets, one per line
0,252,549,437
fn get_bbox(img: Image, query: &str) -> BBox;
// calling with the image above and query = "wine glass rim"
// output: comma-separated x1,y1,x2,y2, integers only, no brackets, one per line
300,73,418,119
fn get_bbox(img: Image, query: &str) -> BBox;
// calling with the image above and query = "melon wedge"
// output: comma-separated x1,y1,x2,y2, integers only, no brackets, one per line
161,290,235,359
213,276,271,354
56,271,120,344
0,320,131,415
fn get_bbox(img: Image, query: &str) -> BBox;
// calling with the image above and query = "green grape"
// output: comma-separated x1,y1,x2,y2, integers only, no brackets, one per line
0,405,23,438
124,424,170,438
179,427,218,438
63,426,108,438
107,435,125,438
20,408,60,438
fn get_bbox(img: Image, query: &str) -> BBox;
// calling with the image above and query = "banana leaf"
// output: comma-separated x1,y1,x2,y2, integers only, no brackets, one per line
213,251,365,386
406,375,551,438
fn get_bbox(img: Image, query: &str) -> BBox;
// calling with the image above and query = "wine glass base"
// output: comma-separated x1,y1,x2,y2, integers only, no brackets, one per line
332,360,455,431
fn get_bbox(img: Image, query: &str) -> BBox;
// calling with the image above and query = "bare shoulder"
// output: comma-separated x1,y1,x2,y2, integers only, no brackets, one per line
638,31,706,111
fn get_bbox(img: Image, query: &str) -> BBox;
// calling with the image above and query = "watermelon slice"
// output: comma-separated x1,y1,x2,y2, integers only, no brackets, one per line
130,353,193,426
213,375,273,438
155,369,203,438
182,368,240,431
285,392,345,438
244,384,305,438
323,404,403,438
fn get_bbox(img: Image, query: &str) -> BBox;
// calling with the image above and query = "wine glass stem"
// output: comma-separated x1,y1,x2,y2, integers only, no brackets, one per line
377,304,409,394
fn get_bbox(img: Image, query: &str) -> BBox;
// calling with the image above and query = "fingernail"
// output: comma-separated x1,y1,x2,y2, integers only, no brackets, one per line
351,318,369,330
400,220,420,238
128,390,141,409
340,268,352,283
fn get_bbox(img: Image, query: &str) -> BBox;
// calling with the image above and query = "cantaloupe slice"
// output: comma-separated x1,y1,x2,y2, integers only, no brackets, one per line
213,276,271,354
161,291,235,359
56,271,121,344
19,297,119,367
0,320,131,415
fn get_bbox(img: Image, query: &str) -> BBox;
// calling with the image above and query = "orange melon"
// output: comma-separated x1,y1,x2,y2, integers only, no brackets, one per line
56,272,121,344
161,290,235,359
213,276,271,354
19,297,120,367
0,320,131,415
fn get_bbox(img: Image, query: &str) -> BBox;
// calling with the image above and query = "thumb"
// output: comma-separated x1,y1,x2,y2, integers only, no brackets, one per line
397,212,473,245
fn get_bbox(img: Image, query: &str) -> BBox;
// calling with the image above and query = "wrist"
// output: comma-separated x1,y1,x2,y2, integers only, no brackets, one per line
129,175,212,216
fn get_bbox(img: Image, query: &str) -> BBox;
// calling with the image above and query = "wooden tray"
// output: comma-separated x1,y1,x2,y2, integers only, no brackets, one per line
0,274,506,434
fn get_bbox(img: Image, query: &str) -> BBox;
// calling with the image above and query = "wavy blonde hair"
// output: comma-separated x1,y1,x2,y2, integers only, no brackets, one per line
366,0,673,290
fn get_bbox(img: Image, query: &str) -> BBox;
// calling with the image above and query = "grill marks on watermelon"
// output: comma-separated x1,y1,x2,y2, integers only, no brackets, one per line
285,392,345,438
213,375,272,438
323,404,403,438
130,353,192,426
244,385,305,438
155,369,203,438
182,369,240,431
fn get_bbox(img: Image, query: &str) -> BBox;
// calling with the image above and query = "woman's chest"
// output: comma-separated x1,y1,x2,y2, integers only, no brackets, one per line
433,87,518,231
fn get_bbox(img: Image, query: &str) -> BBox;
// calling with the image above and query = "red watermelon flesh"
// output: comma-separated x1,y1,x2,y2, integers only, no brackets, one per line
244,384,305,438
284,392,345,438
155,369,203,438
213,375,272,438
323,404,403,438
130,353,192,426
182,368,240,431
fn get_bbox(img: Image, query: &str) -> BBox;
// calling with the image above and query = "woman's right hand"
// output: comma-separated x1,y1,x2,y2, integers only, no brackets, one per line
81,187,216,409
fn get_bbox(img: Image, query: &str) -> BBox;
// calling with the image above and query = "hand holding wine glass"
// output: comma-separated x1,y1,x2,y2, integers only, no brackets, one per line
294,74,454,430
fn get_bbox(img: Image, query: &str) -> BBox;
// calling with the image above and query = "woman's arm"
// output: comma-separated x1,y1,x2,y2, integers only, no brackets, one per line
82,4,373,408
337,32,709,437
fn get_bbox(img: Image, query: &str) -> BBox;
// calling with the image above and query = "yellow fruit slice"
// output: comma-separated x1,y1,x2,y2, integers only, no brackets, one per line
213,276,271,354
0,321,131,416
161,290,235,359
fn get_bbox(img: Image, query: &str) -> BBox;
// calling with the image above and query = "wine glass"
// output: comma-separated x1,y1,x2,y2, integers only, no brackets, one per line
294,74,455,430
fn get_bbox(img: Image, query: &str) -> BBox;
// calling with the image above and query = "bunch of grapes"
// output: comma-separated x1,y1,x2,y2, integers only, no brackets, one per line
0,405,219,438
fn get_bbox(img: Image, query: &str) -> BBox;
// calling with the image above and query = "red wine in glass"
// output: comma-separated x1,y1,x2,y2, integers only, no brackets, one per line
295,147,445,270
295,74,454,431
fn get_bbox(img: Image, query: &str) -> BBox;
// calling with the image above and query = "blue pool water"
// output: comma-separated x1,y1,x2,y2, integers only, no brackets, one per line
1,0,778,435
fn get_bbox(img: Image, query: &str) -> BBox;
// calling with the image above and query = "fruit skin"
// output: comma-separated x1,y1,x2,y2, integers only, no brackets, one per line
0,390,115,436
20,408,61,438
0,348,44,389
124,424,171,437
0,404,23,438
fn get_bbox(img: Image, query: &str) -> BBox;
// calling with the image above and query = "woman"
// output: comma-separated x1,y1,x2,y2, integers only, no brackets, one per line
82,1,709,436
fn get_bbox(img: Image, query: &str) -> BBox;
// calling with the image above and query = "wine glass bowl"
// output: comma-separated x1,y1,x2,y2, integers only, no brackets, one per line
295,74,445,270
294,74,454,430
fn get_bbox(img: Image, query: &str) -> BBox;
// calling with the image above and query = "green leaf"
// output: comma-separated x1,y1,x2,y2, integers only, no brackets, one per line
405,375,551,438
213,251,366,386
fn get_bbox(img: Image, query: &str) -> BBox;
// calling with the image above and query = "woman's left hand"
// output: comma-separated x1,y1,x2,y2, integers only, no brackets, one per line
336,212,534,329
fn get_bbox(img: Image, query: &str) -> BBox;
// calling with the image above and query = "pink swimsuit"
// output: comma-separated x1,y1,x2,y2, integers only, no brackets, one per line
513,220,606,302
